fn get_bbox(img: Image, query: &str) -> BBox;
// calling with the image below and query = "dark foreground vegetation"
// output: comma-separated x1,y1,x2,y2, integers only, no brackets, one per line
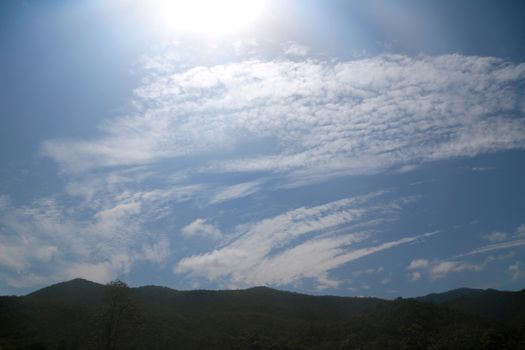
1,279,525,350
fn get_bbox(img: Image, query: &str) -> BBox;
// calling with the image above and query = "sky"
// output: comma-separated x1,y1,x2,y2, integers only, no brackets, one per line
0,0,525,298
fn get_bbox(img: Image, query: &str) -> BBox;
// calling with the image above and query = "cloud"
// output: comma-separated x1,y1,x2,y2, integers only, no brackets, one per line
0,242,57,271
283,42,310,56
407,271,422,282
351,267,384,277
181,219,222,240
429,261,483,280
10,45,525,292
0,183,194,288
407,259,484,281
175,191,433,288
209,180,262,205
508,261,524,282
41,53,525,190
407,259,429,270
65,254,132,284
314,273,342,290
141,236,171,264
458,224,525,257
483,231,508,242
458,238,525,257
0,195,9,210
469,166,495,172
406,255,500,282
259,233,430,286
0,272,55,290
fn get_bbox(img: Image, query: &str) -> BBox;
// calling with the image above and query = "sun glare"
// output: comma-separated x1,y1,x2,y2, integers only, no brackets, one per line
155,0,265,35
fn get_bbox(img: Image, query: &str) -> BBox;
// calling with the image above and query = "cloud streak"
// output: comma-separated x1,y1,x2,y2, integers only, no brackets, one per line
182,219,222,240
459,224,525,257
209,180,263,205
457,239,525,257
6,45,525,293
42,54,525,190
0,184,195,288
175,191,432,288
407,258,484,281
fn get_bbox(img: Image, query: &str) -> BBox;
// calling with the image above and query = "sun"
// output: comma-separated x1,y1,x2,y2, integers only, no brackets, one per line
155,0,265,35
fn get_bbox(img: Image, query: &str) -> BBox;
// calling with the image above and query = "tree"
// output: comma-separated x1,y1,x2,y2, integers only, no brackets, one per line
100,280,132,350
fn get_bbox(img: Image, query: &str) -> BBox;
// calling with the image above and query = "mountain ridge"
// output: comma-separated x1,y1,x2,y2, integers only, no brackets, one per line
2,278,525,349
18,278,525,321
22,278,525,302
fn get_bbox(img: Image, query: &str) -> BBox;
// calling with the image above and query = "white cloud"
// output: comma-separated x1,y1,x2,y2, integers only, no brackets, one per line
0,243,32,271
283,42,310,56
181,219,222,240
175,192,432,288
457,238,525,257
351,267,384,277
314,273,342,290
0,272,55,289
209,180,262,205
469,166,495,172
508,261,525,282
10,46,525,292
0,182,195,288
141,236,171,264
177,230,431,288
65,254,131,284
457,223,525,257
41,54,525,190
407,271,422,282
429,261,482,280
407,259,429,270
483,231,508,242
407,259,483,281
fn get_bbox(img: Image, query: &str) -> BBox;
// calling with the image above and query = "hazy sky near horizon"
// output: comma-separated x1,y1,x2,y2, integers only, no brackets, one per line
1,0,525,297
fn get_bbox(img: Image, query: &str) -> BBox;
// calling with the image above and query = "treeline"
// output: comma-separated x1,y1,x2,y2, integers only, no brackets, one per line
1,279,524,350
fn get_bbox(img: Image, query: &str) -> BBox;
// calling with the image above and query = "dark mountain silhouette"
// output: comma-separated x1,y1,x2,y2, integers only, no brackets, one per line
417,287,525,320
417,287,485,304
26,278,105,305
1,279,525,349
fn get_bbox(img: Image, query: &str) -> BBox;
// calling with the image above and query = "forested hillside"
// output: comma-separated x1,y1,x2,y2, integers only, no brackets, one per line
1,279,524,350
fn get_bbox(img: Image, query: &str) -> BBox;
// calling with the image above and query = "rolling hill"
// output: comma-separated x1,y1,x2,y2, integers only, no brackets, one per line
1,279,524,349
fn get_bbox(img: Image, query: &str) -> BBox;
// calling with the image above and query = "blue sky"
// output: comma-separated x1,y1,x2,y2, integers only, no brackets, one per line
1,0,525,297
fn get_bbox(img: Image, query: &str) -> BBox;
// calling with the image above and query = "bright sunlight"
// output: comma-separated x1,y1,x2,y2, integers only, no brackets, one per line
155,0,265,35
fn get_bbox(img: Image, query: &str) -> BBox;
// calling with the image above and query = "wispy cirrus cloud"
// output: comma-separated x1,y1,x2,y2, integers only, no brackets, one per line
245,232,433,288
407,258,483,281
458,224,525,257
0,183,197,288
6,44,525,293
458,239,525,258
41,53,525,190
407,247,519,282
175,191,433,289
405,223,525,283
282,41,310,56
182,218,222,240
209,180,263,205
483,231,508,242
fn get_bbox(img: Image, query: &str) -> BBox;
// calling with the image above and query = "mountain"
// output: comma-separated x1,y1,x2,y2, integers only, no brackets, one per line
1,279,525,350
417,287,525,320
132,285,384,321
416,287,485,304
26,278,105,305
